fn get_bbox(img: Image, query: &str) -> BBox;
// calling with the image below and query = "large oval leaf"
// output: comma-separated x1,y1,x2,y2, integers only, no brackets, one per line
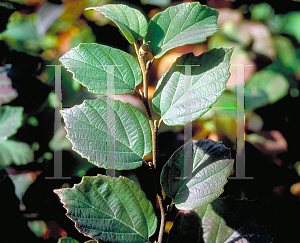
54,175,157,243
86,4,148,44
61,97,151,170
152,48,233,126
160,139,234,210
60,43,142,95
0,106,23,141
145,2,219,58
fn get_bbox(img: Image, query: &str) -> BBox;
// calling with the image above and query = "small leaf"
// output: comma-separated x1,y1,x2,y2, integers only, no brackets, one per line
246,70,289,104
0,106,23,140
60,43,142,95
54,175,157,243
0,64,18,105
58,237,79,243
61,97,152,170
161,139,233,210
152,48,233,126
0,140,34,167
145,2,219,58
86,4,148,44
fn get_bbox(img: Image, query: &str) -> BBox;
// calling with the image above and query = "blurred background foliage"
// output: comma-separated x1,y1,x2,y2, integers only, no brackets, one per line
0,0,300,242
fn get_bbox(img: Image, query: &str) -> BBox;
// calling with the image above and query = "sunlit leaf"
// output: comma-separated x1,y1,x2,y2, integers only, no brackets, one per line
152,48,233,126
285,12,300,43
0,140,34,167
54,175,157,243
0,106,23,140
60,43,142,95
161,139,234,210
246,70,289,104
27,220,47,238
61,97,151,170
86,4,147,44
145,2,219,58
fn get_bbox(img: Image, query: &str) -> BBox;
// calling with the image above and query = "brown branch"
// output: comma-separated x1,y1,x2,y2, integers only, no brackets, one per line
134,41,148,99
134,41,165,243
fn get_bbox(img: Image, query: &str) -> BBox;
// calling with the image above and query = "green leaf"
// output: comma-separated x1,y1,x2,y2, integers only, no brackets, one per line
60,43,142,95
285,12,300,43
141,0,171,7
195,198,272,243
86,4,148,44
152,48,233,126
58,237,79,243
0,106,23,141
160,139,233,210
0,140,34,167
145,2,219,58
61,97,152,170
196,203,234,242
168,196,272,243
212,91,237,118
246,70,289,104
27,220,47,238
54,175,157,243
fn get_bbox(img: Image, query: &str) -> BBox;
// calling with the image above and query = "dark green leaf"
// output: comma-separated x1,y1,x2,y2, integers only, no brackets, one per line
58,237,79,243
161,139,233,210
54,175,157,243
86,4,148,44
145,2,219,58
61,97,152,170
195,197,272,242
60,43,142,95
152,48,233,126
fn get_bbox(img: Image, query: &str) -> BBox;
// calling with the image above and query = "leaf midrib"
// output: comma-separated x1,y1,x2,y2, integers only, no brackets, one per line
161,62,229,118
67,181,146,239
63,103,145,161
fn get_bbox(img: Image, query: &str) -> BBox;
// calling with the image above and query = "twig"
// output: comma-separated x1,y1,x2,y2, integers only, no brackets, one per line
134,41,166,243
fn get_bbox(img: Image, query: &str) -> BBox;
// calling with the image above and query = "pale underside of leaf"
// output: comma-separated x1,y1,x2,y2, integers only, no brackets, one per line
60,43,142,95
161,139,234,210
0,140,34,167
152,48,233,126
0,65,18,105
0,106,23,140
61,97,151,170
54,175,157,243
86,4,148,44
145,2,219,58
